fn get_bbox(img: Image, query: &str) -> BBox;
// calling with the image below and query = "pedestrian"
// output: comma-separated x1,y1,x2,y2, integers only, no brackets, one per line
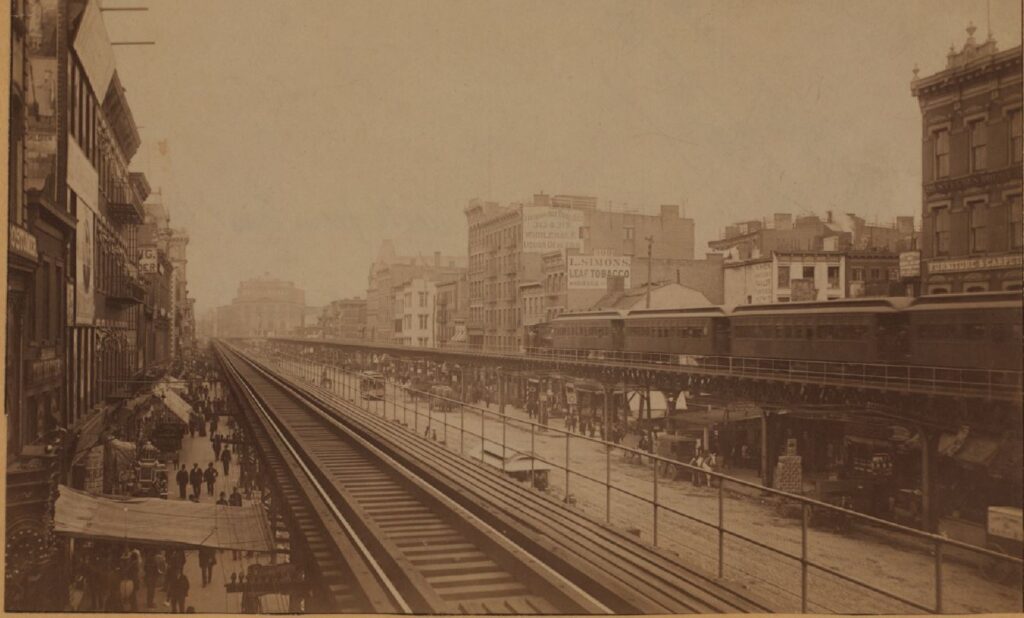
175,465,189,500
212,434,222,460
204,462,219,496
216,491,229,505
198,546,216,586
188,416,196,439
189,464,203,499
167,548,185,581
220,447,232,476
167,570,190,613
210,414,218,436
229,487,243,560
118,548,139,611
143,551,162,608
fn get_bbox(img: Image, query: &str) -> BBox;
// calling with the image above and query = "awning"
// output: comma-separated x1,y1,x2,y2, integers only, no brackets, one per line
153,385,193,424
54,486,274,552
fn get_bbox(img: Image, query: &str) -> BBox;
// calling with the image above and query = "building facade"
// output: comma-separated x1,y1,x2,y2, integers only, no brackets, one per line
216,276,306,337
365,241,466,343
319,298,367,340
466,194,696,350
435,275,468,347
912,27,1023,294
710,212,916,261
394,278,437,347
724,251,858,305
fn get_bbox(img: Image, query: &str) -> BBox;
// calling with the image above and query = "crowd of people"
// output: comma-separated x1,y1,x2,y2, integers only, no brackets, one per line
68,544,194,613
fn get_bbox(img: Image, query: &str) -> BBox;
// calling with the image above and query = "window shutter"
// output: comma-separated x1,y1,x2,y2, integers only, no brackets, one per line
950,208,970,256
988,202,1009,253
950,130,969,177
922,137,935,183
921,213,934,258
988,118,1009,168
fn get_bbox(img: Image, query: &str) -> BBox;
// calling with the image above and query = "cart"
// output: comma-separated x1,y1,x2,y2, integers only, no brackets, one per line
428,385,458,413
655,435,701,481
982,506,1023,584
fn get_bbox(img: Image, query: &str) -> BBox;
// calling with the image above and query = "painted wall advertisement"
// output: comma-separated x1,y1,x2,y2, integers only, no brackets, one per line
567,255,632,290
139,247,158,274
75,203,96,325
522,207,584,253
25,0,59,202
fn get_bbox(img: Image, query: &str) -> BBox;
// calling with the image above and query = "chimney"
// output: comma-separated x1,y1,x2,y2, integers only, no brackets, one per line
434,251,440,267
826,210,834,224
660,204,679,219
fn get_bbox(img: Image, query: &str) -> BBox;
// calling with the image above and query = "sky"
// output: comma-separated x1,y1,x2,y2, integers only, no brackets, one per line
103,0,1022,314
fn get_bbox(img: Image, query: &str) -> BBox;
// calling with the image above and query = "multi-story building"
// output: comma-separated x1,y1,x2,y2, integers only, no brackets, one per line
518,281,546,330
710,211,916,261
435,275,468,346
319,298,367,340
912,26,1023,294
466,194,696,349
394,278,438,347
216,276,306,337
724,251,851,304
541,250,724,320
4,0,185,608
365,241,466,343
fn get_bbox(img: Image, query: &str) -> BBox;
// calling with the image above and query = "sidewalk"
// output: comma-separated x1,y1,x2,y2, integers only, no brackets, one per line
143,417,287,614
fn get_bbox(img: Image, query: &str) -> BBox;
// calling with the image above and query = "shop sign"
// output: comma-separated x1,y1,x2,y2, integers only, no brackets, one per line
567,255,631,290
27,357,63,386
9,224,38,261
138,247,158,274
899,251,921,278
927,253,1023,274
522,207,584,253
24,0,59,202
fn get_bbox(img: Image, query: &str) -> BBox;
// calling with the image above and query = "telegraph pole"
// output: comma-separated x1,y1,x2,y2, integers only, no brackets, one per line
645,236,654,308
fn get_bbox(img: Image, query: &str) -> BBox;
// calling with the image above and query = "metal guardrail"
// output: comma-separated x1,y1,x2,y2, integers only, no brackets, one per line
275,336,1023,401
261,348,1023,615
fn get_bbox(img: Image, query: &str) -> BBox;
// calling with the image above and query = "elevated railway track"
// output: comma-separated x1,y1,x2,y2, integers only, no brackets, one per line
215,341,775,614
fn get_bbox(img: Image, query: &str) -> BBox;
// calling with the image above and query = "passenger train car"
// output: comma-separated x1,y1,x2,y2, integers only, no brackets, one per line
536,292,1023,372
729,298,911,364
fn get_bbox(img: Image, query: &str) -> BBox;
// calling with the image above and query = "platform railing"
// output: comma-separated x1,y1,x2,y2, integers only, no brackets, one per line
277,336,1023,401
259,348,1023,615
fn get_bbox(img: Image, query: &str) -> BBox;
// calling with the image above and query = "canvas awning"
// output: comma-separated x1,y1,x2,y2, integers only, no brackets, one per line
153,385,193,424
54,486,274,552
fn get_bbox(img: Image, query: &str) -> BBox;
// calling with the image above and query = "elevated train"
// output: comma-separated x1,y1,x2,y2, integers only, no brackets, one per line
528,291,1022,373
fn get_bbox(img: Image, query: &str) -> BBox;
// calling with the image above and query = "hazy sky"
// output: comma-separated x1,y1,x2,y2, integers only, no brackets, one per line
104,0,1022,313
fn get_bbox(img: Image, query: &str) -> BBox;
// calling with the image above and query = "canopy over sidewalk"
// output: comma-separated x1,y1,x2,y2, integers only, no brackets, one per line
153,384,194,424
54,486,274,552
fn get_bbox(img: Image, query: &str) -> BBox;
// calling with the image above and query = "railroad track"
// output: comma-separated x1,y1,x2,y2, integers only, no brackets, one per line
217,341,775,614
219,343,608,613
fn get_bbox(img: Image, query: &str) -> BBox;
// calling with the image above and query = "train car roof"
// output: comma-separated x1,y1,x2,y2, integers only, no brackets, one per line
731,296,912,317
906,291,1023,312
625,306,729,319
549,310,627,322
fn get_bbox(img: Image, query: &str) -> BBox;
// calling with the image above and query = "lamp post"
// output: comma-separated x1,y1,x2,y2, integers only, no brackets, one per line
645,235,654,308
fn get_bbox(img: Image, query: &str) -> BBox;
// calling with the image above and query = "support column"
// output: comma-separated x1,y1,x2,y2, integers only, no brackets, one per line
921,428,939,532
761,409,773,488
498,370,506,416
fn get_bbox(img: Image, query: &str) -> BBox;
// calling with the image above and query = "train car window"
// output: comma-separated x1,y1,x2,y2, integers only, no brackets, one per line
775,324,785,338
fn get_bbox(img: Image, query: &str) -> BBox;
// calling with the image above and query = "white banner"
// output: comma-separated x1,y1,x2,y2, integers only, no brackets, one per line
75,202,96,325
522,207,584,253
567,255,632,290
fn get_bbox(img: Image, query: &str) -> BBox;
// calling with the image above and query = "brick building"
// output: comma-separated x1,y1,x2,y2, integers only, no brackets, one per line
912,25,1023,294
365,241,466,343
319,297,367,340
465,194,696,350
